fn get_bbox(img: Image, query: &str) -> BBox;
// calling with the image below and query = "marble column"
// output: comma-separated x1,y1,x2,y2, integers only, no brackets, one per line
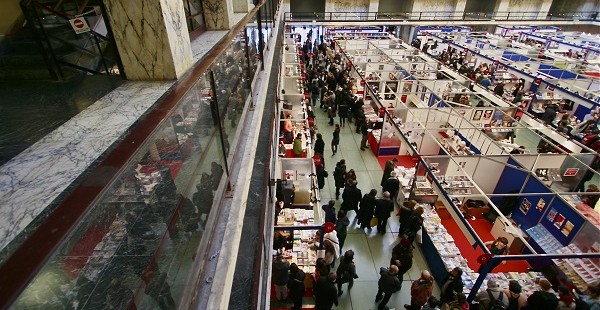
369,0,379,14
537,0,554,19
103,0,193,80
232,0,250,13
201,0,235,30
493,0,510,19
454,0,467,19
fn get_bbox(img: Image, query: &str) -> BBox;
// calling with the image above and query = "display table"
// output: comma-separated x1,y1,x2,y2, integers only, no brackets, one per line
421,204,546,298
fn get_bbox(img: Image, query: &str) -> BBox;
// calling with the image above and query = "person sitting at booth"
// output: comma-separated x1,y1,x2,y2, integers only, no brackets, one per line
292,133,303,157
479,237,510,272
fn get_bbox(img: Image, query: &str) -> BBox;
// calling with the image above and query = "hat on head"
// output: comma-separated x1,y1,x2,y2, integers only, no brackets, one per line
400,237,411,248
487,279,499,289
509,280,522,293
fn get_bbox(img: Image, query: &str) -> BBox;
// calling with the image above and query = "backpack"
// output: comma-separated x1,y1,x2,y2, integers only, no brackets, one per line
488,290,507,310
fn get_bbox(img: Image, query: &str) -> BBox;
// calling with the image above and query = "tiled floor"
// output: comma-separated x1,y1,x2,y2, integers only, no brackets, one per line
279,103,439,309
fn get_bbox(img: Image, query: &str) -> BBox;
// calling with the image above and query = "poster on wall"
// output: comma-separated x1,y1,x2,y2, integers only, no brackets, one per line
483,109,493,120
547,208,557,222
561,221,574,237
520,198,531,214
536,198,546,212
473,110,483,121
554,213,566,229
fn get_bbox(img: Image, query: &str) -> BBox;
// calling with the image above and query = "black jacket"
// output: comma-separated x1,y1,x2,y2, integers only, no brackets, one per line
341,186,362,211
383,177,400,198
314,276,339,309
375,198,394,219
314,138,325,155
439,274,464,304
358,194,376,222
378,267,401,294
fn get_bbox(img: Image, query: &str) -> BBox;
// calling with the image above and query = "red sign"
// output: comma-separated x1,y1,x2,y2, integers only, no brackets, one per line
73,18,84,28
563,168,579,177
360,79,365,86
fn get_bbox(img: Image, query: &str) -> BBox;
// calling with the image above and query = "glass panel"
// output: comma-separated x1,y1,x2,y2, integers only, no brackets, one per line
12,70,227,309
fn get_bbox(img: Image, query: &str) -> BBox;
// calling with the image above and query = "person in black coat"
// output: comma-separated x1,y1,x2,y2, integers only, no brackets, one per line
288,263,306,310
333,160,347,200
341,180,362,213
541,104,558,124
374,192,394,235
382,171,400,204
439,267,464,306
399,199,417,235
404,206,424,243
375,265,402,310
322,200,337,224
355,105,366,134
381,158,398,186
391,236,414,281
358,189,377,230
338,102,348,127
314,133,325,156
314,272,339,310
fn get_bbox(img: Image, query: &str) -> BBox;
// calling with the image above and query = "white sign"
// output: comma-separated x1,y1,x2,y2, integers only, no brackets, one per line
69,18,91,34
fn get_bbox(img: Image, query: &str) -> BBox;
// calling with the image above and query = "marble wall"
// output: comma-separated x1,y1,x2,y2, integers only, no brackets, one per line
412,0,458,13
325,0,371,13
202,0,232,30
103,0,193,80
232,0,250,12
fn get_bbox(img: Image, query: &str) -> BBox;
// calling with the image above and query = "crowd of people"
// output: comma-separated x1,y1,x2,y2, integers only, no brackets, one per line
272,31,600,310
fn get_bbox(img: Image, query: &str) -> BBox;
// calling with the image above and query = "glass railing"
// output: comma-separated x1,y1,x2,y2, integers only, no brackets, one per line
8,2,275,309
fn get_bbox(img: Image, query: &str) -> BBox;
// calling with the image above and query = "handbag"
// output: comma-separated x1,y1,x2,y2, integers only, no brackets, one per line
370,217,378,227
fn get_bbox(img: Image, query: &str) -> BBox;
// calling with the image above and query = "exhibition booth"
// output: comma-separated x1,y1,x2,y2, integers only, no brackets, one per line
331,32,600,303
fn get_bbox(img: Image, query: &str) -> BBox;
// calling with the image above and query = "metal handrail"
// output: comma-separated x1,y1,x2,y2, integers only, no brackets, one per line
284,11,599,22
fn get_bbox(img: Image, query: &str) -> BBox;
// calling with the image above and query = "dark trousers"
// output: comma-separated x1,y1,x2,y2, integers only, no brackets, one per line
291,294,303,310
335,185,342,199
360,133,368,149
377,217,388,234
376,289,392,310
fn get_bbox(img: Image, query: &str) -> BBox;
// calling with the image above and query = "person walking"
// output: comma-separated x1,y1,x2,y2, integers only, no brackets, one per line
314,133,325,156
439,267,464,307
404,206,424,244
336,250,359,296
335,210,350,254
333,159,347,200
341,180,362,214
381,158,398,186
447,292,470,310
405,270,435,310
314,272,339,310
375,265,402,310
272,254,291,302
374,192,394,235
331,124,340,155
322,200,337,224
357,189,377,230
398,200,417,232
338,102,348,127
504,280,526,310
382,171,400,204
391,236,413,281
288,263,306,310
475,279,510,310
526,279,558,310
359,118,370,150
